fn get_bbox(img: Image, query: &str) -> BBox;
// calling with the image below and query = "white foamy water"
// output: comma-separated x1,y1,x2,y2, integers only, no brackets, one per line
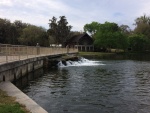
57,57,104,67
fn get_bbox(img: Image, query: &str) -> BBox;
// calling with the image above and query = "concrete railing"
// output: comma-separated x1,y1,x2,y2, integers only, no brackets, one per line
0,44,78,63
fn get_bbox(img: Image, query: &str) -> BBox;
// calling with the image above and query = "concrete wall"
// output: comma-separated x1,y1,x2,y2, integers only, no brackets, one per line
0,57,44,82
0,81,48,113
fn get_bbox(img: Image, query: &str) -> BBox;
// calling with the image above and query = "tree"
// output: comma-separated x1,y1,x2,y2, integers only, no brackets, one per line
83,21,100,38
119,24,131,36
134,14,150,26
69,31,82,39
48,16,72,47
0,18,11,43
94,22,128,50
47,17,58,44
128,34,150,51
134,14,150,38
0,18,31,44
18,25,48,46
13,20,29,29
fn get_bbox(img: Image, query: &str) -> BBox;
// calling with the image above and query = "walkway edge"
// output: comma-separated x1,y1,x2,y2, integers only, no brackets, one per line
0,82,48,113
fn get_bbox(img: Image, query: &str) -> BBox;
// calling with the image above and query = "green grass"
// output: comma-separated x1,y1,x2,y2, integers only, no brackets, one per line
79,52,115,56
0,89,30,113
0,104,25,113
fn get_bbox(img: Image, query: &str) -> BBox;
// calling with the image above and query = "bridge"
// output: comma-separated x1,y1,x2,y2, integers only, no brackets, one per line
0,44,78,64
0,43,78,82
0,44,79,113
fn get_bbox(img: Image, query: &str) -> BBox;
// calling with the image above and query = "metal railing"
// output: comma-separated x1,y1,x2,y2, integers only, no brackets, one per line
0,44,78,64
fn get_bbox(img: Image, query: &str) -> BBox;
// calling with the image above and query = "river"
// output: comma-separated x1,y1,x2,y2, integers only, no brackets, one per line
16,55,150,113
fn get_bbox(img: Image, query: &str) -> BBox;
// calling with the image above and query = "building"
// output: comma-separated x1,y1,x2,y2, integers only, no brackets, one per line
66,33,94,52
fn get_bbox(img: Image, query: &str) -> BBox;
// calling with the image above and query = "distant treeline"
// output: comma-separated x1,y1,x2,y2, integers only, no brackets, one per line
0,18,49,46
84,14,150,52
0,16,80,47
1,14,150,52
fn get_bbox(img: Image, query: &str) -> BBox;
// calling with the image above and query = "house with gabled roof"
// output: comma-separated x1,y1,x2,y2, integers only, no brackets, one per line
66,33,94,52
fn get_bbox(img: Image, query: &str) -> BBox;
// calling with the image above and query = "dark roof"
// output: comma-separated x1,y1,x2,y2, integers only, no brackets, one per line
68,33,91,43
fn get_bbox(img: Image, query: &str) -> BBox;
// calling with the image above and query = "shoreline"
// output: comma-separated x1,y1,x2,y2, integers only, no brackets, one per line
0,82,48,113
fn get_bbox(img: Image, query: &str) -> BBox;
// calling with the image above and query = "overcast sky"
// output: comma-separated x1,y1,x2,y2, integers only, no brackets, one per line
0,0,150,31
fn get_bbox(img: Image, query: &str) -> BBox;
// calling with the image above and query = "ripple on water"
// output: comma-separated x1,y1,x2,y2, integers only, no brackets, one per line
21,59,150,113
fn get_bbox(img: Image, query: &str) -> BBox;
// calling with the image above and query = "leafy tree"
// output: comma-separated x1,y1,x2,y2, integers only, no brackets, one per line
128,34,150,51
13,20,29,43
119,24,131,36
0,18,12,43
134,14,150,38
0,18,30,44
48,16,72,47
18,25,48,46
134,14,150,26
13,20,29,29
94,22,128,50
134,23,150,38
83,21,100,38
48,16,58,44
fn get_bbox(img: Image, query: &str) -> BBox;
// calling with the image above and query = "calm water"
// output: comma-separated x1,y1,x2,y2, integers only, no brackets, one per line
18,57,150,113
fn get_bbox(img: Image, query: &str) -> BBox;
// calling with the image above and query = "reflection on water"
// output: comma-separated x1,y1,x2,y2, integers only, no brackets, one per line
16,57,150,113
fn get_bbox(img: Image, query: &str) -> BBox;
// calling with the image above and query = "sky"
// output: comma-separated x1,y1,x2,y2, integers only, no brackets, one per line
0,0,150,31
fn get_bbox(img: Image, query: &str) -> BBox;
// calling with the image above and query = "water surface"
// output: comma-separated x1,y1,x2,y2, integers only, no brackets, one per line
19,58,150,113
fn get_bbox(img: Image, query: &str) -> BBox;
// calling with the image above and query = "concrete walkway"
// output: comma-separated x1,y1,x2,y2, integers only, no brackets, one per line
0,54,51,64
0,82,48,113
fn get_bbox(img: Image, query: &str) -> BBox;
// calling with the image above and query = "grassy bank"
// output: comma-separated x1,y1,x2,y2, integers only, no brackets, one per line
79,51,150,61
78,51,150,56
79,52,115,57
0,89,30,113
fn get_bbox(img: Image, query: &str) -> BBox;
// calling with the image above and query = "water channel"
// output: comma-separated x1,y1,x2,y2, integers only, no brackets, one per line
15,54,150,113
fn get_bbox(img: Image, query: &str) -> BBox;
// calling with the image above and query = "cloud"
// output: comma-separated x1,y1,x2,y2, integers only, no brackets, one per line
0,0,70,28
0,0,13,6
1,0,150,31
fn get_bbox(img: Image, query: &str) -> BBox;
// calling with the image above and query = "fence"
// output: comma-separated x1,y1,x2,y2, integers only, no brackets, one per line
0,44,78,64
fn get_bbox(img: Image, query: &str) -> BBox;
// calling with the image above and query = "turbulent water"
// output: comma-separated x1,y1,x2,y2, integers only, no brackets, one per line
19,57,150,113
57,57,104,67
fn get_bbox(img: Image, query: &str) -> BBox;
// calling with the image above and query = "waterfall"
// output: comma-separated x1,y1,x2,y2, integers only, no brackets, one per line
57,57,104,67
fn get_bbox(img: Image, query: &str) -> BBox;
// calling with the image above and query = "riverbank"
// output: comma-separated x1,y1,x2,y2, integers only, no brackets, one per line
79,52,115,56
78,52,150,61
78,52,116,59
0,89,30,113
0,82,48,113
79,51,150,56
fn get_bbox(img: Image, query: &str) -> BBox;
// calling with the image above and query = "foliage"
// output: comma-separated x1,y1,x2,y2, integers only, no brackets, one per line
134,14,150,38
69,31,82,37
94,22,128,50
0,18,31,45
83,21,100,38
128,34,150,51
0,18,13,44
18,25,49,46
0,17,49,46
131,14,150,51
99,22,119,32
48,16,72,46
134,14,150,26
119,24,131,36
